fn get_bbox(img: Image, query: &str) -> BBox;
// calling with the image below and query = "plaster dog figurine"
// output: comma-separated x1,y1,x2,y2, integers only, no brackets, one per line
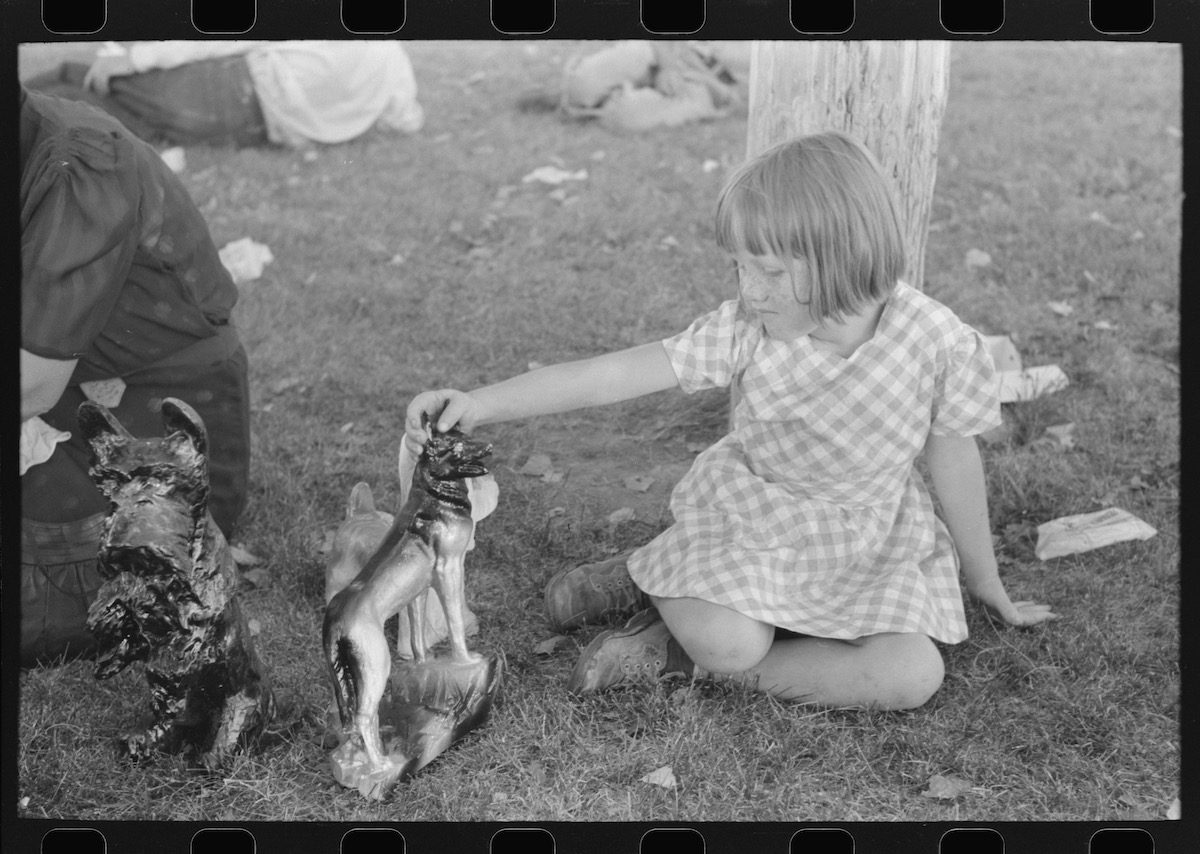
79,398,274,768
323,421,495,790
323,457,494,658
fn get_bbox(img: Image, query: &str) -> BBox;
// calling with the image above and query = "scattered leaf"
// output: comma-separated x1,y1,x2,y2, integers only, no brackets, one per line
529,760,547,786
339,422,355,434
1047,300,1074,317
302,149,319,162
1043,422,1076,451
640,765,677,789
1128,474,1147,490
607,507,636,525
920,774,972,800
1088,210,1114,227
965,248,992,268
230,545,263,566
389,254,406,266
659,235,680,249
669,686,695,707
542,470,566,484
269,376,303,395
522,166,588,185
590,150,607,161
247,618,262,637
518,454,555,477
534,635,569,655
624,475,656,493
18,796,30,810
702,159,720,173
548,188,569,203
547,506,566,519
1093,320,1118,331
1168,797,1181,820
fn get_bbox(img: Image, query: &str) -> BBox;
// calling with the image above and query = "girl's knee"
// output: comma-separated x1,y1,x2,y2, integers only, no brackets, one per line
654,597,773,674
870,633,944,710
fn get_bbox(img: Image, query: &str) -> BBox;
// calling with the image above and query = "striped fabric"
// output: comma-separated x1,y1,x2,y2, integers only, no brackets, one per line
627,283,1001,644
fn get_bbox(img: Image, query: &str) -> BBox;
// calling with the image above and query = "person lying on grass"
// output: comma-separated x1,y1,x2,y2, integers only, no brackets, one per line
406,131,1058,710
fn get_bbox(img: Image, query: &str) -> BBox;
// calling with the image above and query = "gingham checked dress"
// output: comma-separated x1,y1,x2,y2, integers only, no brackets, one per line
626,282,1001,644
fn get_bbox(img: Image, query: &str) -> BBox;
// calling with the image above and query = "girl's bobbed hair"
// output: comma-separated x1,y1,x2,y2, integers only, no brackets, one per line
715,131,906,323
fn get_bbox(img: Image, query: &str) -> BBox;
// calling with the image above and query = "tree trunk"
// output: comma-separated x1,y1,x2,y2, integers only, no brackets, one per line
745,41,950,291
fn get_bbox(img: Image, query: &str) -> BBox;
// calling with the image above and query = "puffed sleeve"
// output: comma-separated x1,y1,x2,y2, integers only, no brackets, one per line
661,299,757,393
929,324,1003,437
21,127,140,361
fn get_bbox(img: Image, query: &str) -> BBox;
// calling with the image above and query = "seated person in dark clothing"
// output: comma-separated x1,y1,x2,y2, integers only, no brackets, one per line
19,85,252,667
23,40,425,148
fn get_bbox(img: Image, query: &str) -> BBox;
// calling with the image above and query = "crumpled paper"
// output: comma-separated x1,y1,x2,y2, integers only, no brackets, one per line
20,417,71,475
1034,507,1157,560
219,237,274,285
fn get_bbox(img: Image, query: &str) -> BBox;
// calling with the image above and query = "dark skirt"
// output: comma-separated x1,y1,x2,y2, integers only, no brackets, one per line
24,55,268,147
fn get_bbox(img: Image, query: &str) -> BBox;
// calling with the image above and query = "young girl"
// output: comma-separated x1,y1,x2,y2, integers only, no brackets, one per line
406,131,1057,710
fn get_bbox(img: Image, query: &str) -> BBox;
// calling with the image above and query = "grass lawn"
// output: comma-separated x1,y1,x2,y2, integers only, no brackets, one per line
16,40,1180,822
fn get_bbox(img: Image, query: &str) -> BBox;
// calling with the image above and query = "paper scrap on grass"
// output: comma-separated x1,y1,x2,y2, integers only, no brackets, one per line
982,336,1069,403
1034,507,1157,560
982,335,1023,373
965,249,992,269
522,166,588,185
640,766,677,789
995,365,1069,404
921,774,973,800
219,237,274,285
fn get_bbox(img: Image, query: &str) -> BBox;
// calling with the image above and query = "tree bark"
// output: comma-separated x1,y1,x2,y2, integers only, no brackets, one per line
745,41,950,291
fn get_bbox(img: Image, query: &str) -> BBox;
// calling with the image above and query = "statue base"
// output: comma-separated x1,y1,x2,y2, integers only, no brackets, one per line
328,651,504,800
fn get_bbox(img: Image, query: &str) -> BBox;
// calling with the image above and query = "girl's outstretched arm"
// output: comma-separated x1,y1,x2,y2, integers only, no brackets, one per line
407,341,679,442
924,432,1059,627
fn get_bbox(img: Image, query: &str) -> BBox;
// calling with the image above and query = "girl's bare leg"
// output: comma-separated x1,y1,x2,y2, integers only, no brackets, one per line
652,595,944,711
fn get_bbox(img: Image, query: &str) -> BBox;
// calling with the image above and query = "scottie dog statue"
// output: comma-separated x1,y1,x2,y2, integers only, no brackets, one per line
79,398,274,769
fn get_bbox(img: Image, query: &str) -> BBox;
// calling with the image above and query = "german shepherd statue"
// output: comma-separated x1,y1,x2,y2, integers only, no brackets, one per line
322,419,500,797
78,398,274,769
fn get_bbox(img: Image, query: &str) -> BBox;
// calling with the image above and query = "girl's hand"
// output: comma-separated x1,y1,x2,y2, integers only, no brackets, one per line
966,575,1059,627
405,389,480,444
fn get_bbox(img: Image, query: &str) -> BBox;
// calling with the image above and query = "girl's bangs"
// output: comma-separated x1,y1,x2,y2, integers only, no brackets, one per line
716,178,796,260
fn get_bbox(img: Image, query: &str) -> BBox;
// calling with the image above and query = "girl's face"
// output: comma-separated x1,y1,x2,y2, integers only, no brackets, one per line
733,250,817,340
